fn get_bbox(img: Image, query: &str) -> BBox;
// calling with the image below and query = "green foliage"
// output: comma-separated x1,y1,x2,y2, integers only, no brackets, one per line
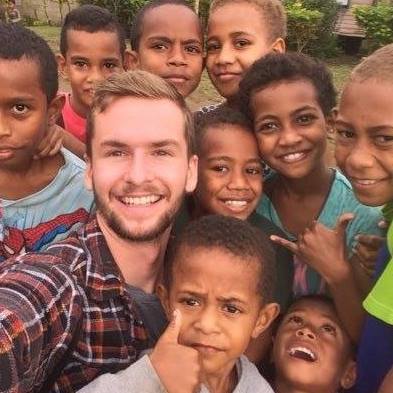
353,4,393,50
284,0,340,57
285,1,322,52
78,0,150,34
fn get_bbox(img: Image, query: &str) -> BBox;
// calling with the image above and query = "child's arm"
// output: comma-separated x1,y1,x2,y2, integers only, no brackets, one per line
271,214,364,343
35,124,86,160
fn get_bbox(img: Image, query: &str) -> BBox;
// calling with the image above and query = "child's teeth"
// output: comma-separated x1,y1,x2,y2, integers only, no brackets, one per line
357,179,377,185
283,152,304,162
225,200,247,206
122,195,160,205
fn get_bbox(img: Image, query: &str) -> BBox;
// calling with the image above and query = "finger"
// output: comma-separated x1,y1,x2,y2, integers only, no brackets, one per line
353,245,377,266
161,309,182,344
378,219,388,229
48,138,63,156
335,213,354,237
270,235,299,254
355,234,385,249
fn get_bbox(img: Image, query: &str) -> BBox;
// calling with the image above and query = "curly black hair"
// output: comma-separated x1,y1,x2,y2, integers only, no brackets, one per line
60,5,126,58
0,22,58,102
237,52,337,120
164,215,276,303
194,105,254,154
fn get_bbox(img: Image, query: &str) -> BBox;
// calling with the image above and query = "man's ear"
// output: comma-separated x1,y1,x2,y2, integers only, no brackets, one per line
126,50,140,70
185,154,198,194
56,53,68,80
157,284,171,318
47,94,65,126
340,360,357,390
252,302,280,339
271,38,286,54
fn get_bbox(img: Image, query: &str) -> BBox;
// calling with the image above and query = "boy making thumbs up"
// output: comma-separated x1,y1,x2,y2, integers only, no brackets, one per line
79,215,279,393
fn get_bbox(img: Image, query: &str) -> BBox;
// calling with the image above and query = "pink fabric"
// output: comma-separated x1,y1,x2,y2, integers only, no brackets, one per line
61,93,87,143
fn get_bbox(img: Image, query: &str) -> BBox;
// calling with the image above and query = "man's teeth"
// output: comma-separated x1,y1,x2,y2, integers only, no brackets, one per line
289,346,316,361
282,152,305,162
121,195,160,206
225,200,247,207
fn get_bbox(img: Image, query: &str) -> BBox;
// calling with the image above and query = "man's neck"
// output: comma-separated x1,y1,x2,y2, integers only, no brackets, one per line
97,214,170,293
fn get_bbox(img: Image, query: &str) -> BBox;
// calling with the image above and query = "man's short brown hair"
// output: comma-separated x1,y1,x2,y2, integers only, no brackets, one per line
86,70,195,157
210,0,287,42
350,43,393,84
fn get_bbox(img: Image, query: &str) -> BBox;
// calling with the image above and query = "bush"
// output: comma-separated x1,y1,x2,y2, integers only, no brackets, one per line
78,0,150,35
284,0,340,57
353,4,393,50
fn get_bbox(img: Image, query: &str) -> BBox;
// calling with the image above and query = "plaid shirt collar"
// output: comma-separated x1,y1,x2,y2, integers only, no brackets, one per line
75,215,127,302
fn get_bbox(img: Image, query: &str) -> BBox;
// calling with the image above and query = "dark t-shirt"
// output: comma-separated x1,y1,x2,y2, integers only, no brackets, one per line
126,285,167,347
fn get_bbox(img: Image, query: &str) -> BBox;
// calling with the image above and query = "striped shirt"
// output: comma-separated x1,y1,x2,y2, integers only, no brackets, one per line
0,216,148,392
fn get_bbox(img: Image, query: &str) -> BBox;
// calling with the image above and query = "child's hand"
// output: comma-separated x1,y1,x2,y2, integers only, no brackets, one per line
353,234,385,276
34,124,64,159
271,213,354,284
150,310,201,393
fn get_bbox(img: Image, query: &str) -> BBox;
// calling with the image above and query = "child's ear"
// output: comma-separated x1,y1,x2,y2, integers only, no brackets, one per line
185,154,198,194
47,94,65,126
126,50,140,70
157,283,171,318
325,112,335,135
122,49,133,71
271,38,286,54
252,302,280,339
340,360,357,390
56,54,68,80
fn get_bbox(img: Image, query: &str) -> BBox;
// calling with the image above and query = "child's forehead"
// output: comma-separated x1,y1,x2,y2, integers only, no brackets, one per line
66,28,122,54
142,4,202,36
288,299,339,322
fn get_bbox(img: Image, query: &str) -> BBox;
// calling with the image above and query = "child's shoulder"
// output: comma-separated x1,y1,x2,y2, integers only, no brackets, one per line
233,356,274,393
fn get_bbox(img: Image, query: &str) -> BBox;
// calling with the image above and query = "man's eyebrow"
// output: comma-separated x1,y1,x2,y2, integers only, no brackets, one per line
100,140,129,149
149,139,181,149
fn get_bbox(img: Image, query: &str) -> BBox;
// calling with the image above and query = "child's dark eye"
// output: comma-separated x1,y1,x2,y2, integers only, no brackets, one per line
223,304,241,314
103,62,118,69
74,61,88,68
374,135,393,146
11,104,28,115
234,39,250,49
296,114,316,125
206,42,221,52
336,129,355,140
287,315,303,325
152,43,168,51
185,45,202,54
246,166,261,175
321,324,337,336
180,298,200,307
212,165,229,173
257,122,279,134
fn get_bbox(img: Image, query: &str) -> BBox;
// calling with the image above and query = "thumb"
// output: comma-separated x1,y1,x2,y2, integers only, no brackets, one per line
161,309,182,344
335,213,354,237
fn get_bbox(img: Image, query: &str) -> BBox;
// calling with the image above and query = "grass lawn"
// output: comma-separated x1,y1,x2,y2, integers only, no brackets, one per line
29,25,361,110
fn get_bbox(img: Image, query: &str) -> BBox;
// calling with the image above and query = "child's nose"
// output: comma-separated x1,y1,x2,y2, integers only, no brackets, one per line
194,307,221,335
296,326,316,340
278,124,302,147
0,113,11,138
215,43,235,65
227,170,248,190
168,45,187,67
345,141,375,171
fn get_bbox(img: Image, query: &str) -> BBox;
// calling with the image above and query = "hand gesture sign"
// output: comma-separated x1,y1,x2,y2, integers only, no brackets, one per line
150,310,201,393
271,213,354,285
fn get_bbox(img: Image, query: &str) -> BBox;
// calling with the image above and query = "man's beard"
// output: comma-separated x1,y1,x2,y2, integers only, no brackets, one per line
94,189,184,242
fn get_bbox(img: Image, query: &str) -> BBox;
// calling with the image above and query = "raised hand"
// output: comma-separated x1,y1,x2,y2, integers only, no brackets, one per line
271,213,354,285
149,310,201,393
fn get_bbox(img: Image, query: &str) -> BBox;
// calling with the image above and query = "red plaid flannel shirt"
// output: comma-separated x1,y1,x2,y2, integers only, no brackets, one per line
0,216,148,393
